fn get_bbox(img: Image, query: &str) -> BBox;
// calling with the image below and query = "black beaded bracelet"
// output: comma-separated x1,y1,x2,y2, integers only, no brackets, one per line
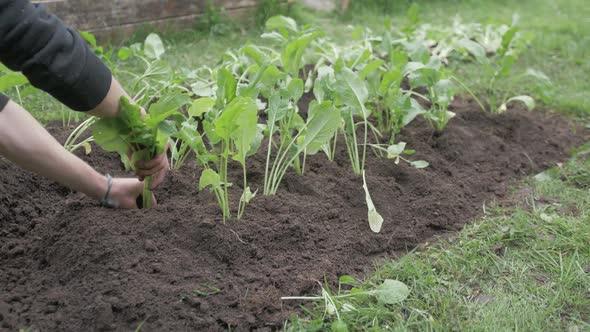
100,174,115,208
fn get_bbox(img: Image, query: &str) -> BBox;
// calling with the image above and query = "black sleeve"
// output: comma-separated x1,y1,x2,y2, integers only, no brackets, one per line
0,93,8,111
0,0,112,112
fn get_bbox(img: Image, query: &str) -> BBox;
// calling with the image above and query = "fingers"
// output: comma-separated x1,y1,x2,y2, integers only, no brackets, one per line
135,159,166,178
149,167,167,190
135,152,166,171
135,163,166,177
107,178,144,209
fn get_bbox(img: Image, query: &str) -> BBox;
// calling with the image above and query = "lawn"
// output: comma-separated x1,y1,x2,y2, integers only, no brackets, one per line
1,0,588,331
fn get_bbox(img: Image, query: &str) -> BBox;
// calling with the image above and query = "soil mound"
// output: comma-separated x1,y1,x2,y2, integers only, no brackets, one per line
0,101,586,331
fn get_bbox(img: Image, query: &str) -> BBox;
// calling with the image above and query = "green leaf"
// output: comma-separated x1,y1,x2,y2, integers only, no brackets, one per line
402,62,426,76
500,26,519,54
240,187,256,204
210,97,259,164
379,69,402,96
402,99,426,126
507,95,535,110
176,121,209,163
331,320,349,332
260,31,286,43
267,93,291,123
410,160,429,169
199,168,222,192
146,93,190,127
301,101,341,155
387,142,406,158
158,120,177,137
191,81,215,97
433,79,455,105
458,39,487,64
79,31,97,48
359,59,385,80
92,118,129,158
20,86,40,98
391,51,409,68
334,68,369,118
374,279,410,304
282,32,322,76
240,65,284,99
247,124,266,157
499,54,517,76
286,78,304,101
216,68,237,105
230,99,259,164
362,171,383,233
534,171,553,182
265,15,298,37
117,47,133,61
189,98,216,117
118,96,144,129
0,73,29,93
258,66,284,95
339,275,357,286
240,44,266,65
525,68,551,84
407,42,430,64
213,97,257,140
144,33,165,60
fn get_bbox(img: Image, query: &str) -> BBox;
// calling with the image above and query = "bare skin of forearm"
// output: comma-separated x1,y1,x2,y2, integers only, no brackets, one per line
0,101,107,200
87,77,132,118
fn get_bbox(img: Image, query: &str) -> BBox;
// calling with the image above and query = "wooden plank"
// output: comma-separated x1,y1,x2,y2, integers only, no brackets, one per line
41,0,262,32
93,6,258,41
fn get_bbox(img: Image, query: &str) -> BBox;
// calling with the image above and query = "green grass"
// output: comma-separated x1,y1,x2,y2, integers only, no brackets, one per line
286,146,590,331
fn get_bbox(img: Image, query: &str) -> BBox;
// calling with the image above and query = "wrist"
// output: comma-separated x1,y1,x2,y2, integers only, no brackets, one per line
86,172,109,201
88,77,131,118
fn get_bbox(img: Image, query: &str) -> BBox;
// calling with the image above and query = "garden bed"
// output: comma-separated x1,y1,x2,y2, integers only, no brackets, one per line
0,101,585,331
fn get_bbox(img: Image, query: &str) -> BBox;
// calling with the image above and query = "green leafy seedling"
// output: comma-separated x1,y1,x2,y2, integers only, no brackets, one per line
93,94,188,208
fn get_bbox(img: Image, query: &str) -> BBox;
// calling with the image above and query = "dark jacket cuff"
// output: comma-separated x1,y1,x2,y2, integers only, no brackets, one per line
0,93,8,111
47,49,112,112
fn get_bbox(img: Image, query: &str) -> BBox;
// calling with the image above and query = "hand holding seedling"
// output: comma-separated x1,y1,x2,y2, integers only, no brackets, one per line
0,2,175,210
0,98,155,209
135,143,169,190
108,178,157,209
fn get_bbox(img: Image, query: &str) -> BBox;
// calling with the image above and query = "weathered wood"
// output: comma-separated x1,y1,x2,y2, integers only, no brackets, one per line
37,0,273,38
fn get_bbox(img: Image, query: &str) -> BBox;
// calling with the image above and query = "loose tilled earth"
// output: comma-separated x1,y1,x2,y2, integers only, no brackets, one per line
0,99,587,331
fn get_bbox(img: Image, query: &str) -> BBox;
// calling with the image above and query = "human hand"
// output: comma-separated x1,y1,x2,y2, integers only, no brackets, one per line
106,178,157,209
134,142,170,190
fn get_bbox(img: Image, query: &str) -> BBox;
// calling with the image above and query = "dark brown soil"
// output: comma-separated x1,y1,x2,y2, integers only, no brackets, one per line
0,100,586,331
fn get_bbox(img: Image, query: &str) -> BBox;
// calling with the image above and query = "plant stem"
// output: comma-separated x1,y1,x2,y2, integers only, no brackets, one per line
330,133,337,161
361,117,368,173
263,123,275,195
237,164,248,220
346,111,361,175
220,142,230,222
449,75,486,112
142,176,153,209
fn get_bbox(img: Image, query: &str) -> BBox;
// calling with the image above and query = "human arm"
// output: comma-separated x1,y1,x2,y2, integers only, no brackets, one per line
0,0,168,188
0,100,152,208
88,77,169,189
